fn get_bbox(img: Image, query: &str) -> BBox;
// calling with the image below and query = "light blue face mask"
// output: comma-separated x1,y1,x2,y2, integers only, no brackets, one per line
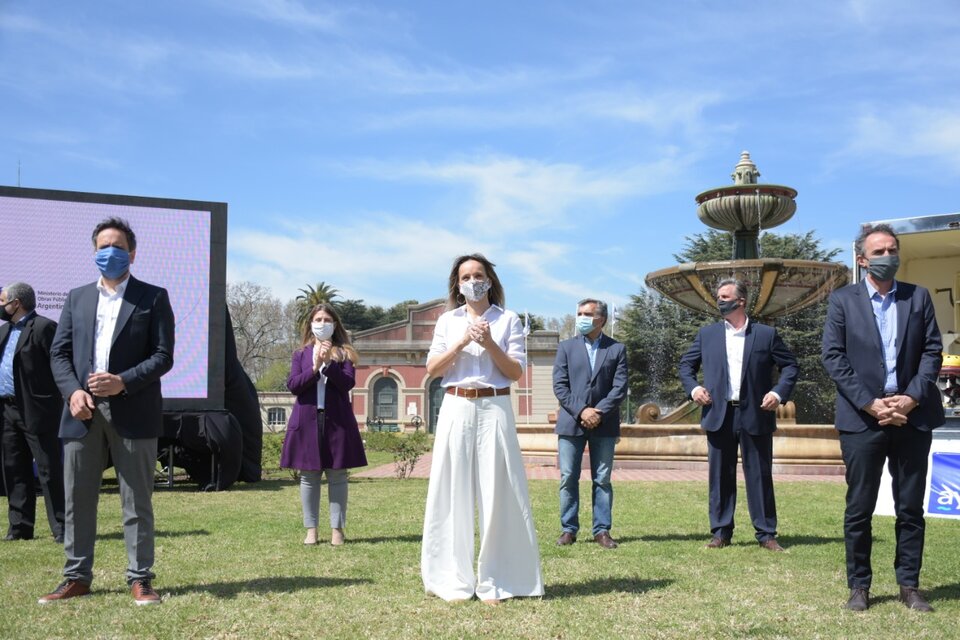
576,315,596,335
95,246,130,279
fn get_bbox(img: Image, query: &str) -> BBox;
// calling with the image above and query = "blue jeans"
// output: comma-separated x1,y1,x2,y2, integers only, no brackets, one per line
558,433,616,536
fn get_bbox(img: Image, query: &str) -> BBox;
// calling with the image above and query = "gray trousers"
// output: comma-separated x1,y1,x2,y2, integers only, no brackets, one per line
300,468,348,529
63,400,157,585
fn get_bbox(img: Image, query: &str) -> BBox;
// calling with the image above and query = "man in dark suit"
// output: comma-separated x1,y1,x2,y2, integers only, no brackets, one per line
680,278,798,551
822,223,944,613
0,282,65,543
39,218,175,606
553,298,628,549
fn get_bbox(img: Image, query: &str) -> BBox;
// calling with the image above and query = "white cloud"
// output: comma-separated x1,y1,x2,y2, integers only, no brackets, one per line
838,105,960,175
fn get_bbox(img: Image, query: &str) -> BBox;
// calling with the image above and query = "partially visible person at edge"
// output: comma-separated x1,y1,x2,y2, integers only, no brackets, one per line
679,278,798,552
822,223,944,613
0,282,65,544
280,302,367,547
553,298,628,550
421,254,543,604
41,217,175,606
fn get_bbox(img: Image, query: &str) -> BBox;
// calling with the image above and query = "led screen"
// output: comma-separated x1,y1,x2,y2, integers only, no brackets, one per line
0,186,226,410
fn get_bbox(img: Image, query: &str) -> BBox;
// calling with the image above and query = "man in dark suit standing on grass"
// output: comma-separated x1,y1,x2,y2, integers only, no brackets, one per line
553,298,628,549
0,282,65,543
822,223,944,613
679,278,798,552
39,217,175,606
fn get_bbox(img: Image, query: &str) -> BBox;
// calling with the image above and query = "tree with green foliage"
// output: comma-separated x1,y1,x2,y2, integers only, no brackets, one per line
295,281,340,330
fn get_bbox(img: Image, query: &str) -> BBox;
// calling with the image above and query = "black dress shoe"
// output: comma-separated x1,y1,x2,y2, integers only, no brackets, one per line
899,586,933,612
594,531,618,549
845,588,869,611
556,532,576,546
759,538,785,552
4,532,33,541
705,537,730,549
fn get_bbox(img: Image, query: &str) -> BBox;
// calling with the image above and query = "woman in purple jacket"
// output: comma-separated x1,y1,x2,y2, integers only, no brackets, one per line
280,303,367,546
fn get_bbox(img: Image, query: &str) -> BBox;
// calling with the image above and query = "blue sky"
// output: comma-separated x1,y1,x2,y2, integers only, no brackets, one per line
2,0,959,318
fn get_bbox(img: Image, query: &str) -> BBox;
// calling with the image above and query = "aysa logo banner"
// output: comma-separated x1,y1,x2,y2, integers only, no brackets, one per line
927,453,960,517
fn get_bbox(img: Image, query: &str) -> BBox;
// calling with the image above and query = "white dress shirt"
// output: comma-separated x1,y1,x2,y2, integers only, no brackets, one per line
428,304,526,389
93,276,130,374
724,317,748,402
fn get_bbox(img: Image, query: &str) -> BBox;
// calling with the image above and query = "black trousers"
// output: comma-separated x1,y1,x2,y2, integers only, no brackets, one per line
839,426,932,589
1,400,65,539
705,404,777,542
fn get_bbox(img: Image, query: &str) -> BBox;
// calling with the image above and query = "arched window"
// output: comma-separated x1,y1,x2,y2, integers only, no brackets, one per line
373,377,398,420
267,407,286,428
428,378,444,434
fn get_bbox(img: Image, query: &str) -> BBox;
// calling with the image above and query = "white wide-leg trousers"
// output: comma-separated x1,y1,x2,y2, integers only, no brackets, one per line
421,394,544,601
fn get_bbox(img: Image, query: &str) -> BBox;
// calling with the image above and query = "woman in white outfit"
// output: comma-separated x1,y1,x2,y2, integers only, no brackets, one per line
421,254,544,604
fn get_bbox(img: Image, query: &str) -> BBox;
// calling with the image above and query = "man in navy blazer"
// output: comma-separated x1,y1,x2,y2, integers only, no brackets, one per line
553,299,628,549
822,223,944,613
0,282,64,543
680,278,798,551
40,218,175,606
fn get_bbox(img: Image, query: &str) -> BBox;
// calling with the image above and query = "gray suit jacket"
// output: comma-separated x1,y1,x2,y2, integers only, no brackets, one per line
50,276,175,439
553,333,628,438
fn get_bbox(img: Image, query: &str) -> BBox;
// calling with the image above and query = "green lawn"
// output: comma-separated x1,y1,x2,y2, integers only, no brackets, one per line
1,477,958,639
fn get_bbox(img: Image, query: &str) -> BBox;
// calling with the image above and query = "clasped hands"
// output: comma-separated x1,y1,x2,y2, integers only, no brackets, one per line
462,319,492,349
864,395,917,426
70,372,126,420
579,407,603,429
313,340,334,372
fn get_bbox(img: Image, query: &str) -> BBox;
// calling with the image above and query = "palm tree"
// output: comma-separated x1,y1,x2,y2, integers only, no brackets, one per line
295,281,340,331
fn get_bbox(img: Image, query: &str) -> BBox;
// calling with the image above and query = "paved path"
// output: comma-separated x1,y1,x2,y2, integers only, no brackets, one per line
353,453,845,483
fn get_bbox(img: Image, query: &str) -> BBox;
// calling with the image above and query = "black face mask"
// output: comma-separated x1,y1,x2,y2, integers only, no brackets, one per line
0,301,16,322
717,298,741,316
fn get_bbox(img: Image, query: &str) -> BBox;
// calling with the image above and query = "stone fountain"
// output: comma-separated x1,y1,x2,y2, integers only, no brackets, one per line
519,152,851,474
645,151,849,320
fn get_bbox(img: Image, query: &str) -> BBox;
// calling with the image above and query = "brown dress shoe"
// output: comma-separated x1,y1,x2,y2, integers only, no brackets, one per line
899,586,933,612
705,537,730,549
131,579,161,606
556,532,576,546
594,532,618,549
759,538,785,552
845,588,869,611
38,580,91,604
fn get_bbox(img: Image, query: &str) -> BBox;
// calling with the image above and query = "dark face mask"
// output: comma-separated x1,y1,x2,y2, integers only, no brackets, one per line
865,254,899,282
0,301,16,322
717,298,741,317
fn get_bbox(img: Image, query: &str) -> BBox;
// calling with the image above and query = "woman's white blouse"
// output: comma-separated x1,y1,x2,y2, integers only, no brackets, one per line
427,304,526,389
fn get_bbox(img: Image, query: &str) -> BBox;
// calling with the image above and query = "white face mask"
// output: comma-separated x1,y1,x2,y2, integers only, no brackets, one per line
459,279,491,303
311,322,335,341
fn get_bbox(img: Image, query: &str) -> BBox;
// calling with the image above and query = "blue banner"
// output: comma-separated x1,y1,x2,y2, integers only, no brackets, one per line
927,453,960,517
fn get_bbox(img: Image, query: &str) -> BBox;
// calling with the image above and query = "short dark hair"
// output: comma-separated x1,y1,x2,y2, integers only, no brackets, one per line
2,282,36,311
577,298,608,327
855,223,898,257
91,217,137,251
446,254,505,309
716,278,748,301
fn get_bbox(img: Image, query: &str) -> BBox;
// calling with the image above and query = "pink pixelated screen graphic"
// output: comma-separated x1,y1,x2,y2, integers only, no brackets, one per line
0,195,211,399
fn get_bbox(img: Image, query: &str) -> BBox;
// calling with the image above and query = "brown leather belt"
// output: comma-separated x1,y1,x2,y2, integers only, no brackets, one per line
445,386,510,399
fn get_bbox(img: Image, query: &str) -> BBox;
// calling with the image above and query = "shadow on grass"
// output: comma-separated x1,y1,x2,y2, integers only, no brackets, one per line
545,577,673,599
348,534,422,544
927,582,960,602
777,534,844,547
617,533,706,544
164,576,373,599
98,529,211,540
98,478,289,494
166,576,373,599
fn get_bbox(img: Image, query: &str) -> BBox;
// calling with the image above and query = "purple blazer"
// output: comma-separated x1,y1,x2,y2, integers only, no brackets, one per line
279,346,367,471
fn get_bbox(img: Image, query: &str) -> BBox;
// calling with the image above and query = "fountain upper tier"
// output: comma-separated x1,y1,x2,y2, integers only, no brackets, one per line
645,258,849,319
